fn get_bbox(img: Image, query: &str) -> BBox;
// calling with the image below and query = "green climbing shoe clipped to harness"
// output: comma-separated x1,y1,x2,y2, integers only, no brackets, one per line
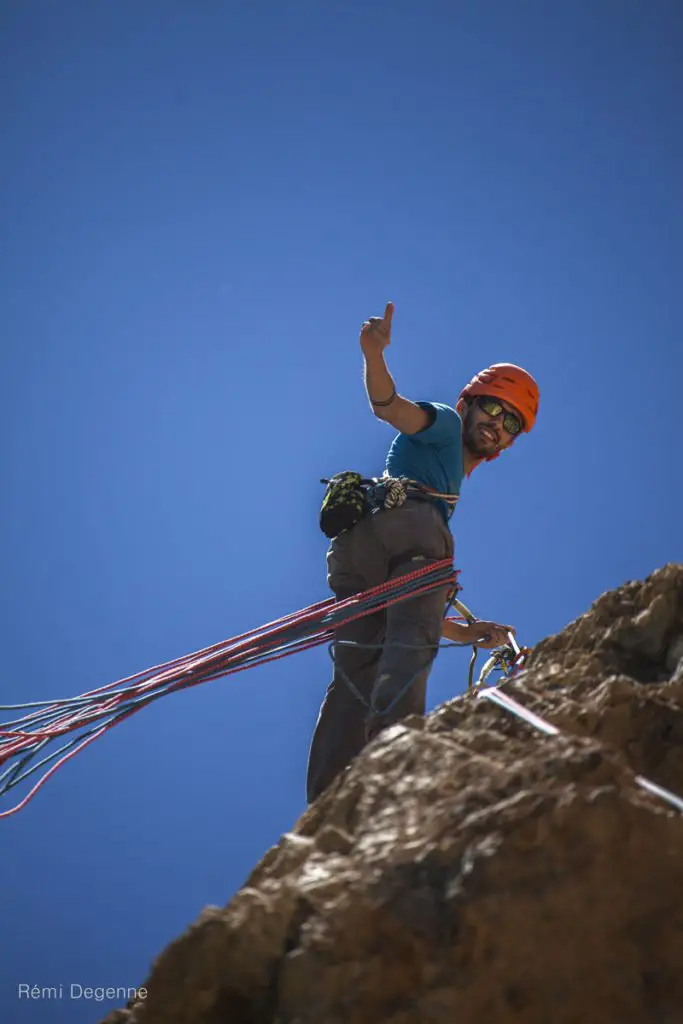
319,471,372,538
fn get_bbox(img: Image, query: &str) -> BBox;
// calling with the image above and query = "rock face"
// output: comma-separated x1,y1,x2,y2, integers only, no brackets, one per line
104,565,683,1024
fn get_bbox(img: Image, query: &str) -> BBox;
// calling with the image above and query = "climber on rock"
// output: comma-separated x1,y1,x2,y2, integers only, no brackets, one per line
306,301,540,804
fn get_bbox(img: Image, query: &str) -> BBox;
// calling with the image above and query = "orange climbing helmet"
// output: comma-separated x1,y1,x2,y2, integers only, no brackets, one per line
459,363,540,432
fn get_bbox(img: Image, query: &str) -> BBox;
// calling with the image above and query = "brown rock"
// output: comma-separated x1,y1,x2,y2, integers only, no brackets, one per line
102,564,683,1024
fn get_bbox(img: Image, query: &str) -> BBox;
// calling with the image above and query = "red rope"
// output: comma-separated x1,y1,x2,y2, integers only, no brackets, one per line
1,559,458,817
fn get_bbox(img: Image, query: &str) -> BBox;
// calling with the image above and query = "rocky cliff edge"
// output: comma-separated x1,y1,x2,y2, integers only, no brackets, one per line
104,564,683,1024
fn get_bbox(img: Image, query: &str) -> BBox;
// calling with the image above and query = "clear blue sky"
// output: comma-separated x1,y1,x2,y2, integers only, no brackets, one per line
2,1,681,1019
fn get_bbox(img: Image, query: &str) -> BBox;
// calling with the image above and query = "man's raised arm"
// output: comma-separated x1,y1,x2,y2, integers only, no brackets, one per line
360,302,430,435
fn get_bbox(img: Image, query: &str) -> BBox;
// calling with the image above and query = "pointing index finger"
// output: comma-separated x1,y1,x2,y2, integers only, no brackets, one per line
383,301,394,327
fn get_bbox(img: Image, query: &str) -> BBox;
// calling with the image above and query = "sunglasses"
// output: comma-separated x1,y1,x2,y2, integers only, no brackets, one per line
476,396,523,436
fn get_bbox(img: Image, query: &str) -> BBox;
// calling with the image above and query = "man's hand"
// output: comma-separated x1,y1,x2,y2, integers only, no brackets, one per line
360,301,394,358
466,620,516,649
360,301,431,434
443,617,516,649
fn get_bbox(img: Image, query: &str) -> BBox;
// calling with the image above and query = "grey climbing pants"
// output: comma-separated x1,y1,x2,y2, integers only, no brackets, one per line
306,499,454,804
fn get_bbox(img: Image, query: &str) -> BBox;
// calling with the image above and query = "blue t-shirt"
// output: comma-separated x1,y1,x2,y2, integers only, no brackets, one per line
384,402,464,523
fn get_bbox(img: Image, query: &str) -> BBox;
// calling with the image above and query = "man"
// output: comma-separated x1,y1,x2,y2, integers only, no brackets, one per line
306,301,539,804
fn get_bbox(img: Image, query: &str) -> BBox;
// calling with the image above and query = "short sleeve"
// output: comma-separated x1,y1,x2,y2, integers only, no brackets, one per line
407,402,462,447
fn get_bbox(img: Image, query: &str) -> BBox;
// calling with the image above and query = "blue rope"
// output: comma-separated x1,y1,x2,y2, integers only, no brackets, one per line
328,586,462,719
1,560,458,808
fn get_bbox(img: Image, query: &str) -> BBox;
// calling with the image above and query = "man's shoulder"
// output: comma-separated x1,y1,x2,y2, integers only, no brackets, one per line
414,401,438,429
412,401,461,438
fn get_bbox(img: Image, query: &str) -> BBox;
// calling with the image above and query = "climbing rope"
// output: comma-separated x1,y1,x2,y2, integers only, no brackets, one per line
328,590,529,727
0,559,458,818
330,584,462,719
478,685,683,815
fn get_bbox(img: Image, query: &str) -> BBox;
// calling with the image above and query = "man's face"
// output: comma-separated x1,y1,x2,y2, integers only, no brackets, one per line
461,395,523,458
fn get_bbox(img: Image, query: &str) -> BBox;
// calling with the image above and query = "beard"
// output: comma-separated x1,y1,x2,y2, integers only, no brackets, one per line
462,407,500,457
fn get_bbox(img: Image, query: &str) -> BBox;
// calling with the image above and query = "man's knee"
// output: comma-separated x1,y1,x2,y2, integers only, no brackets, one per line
306,682,368,803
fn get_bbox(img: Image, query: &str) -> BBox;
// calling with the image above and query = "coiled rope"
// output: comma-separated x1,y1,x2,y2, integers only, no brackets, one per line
0,559,458,818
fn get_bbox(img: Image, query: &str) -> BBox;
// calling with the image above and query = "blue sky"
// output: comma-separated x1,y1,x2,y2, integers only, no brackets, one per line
2,1,681,1019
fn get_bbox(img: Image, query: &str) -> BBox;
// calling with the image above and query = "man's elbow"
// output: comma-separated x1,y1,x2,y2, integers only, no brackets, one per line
374,397,430,434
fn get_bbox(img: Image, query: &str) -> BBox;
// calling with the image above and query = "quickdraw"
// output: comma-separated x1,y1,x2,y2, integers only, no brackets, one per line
452,596,531,692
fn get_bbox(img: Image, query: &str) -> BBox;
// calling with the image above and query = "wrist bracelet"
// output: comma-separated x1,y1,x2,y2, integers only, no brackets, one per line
371,385,397,407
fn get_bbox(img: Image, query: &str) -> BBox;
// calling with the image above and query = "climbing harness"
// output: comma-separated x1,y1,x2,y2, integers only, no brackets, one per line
371,476,460,515
0,559,458,818
319,471,460,539
478,685,683,815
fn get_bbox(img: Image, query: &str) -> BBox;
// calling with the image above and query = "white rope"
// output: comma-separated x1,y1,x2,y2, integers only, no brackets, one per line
478,686,683,814
479,686,560,736
634,775,683,814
